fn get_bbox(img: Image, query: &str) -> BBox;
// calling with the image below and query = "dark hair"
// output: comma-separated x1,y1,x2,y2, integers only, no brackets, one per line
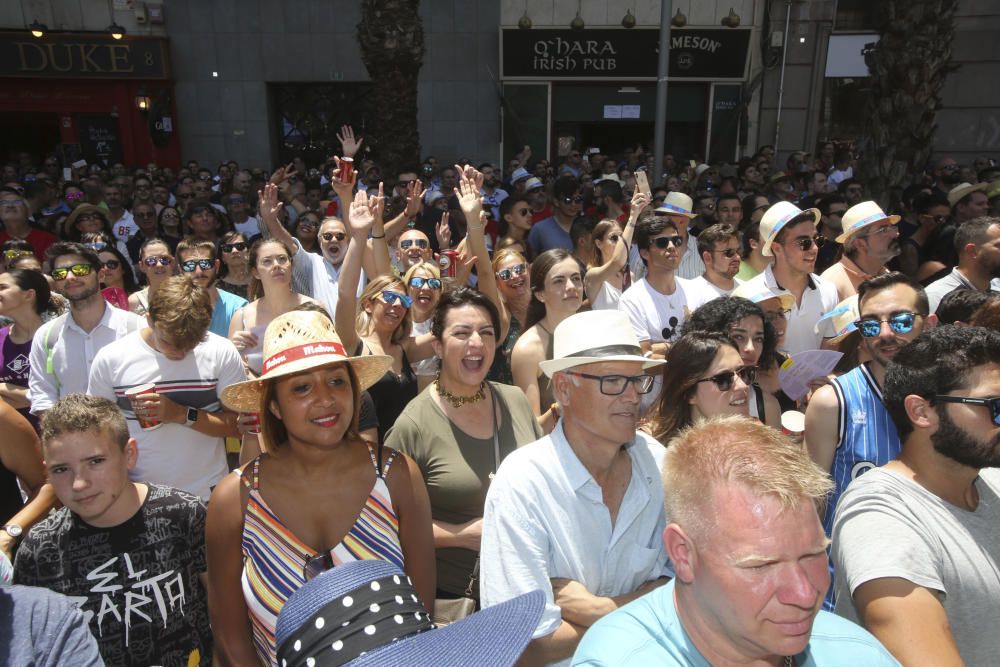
772,213,816,248
740,193,765,227
936,289,993,324
5,267,50,315
217,230,248,282
552,175,580,200
857,272,929,317
684,297,778,370
430,287,501,342
912,191,950,215
741,219,762,259
600,179,624,204
525,248,576,329
954,216,1000,256
817,193,846,216
696,223,739,259
634,211,679,267
95,244,139,294
970,297,1000,332
497,195,529,238
650,332,736,444
884,325,1000,440
837,178,861,194
46,241,101,270
570,216,597,252
591,219,622,266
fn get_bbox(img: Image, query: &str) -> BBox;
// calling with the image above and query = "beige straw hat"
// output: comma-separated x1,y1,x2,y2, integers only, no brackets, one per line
220,310,392,413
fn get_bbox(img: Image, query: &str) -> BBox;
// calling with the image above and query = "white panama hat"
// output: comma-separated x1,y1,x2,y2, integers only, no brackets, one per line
539,310,666,377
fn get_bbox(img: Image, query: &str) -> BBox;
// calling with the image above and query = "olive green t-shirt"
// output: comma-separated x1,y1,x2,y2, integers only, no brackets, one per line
385,382,542,595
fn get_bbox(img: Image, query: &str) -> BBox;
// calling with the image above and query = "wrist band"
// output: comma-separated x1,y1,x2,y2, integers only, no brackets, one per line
371,233,385,239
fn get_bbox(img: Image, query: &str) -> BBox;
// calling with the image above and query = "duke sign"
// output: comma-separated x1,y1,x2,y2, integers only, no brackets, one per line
502,28,750,80
0,34,169,79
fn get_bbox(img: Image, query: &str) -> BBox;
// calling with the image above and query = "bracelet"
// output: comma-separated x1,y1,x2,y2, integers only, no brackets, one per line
371,233,385,239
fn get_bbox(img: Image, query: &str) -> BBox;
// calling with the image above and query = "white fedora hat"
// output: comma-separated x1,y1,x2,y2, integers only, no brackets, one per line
539,311,665,377
834,201,900,244
759,201,820,257
654,191,696,218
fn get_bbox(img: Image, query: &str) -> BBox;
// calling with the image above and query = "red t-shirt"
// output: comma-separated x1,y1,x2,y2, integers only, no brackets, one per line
531,204,553,224
0,228,57,262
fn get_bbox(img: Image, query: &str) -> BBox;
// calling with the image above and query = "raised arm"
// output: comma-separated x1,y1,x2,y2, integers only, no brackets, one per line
258,183,295,249
383,179,426,241
365,182,393,279
586,191,648,297
335,190,376,356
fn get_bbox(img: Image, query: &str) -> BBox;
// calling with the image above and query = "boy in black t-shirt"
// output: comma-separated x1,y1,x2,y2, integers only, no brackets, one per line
13,394,212,667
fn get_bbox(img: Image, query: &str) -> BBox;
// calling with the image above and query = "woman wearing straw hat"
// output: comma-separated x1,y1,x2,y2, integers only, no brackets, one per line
207,309,436,667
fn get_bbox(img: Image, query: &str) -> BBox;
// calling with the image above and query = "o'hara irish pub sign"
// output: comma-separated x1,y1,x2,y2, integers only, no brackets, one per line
501,28,750,81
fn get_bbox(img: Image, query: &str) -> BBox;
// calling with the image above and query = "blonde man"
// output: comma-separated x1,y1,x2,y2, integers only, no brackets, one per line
574,416,899,666
88,276,245,499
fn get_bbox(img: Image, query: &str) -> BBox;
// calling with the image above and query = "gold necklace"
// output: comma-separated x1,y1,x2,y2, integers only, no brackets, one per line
435,378,487,408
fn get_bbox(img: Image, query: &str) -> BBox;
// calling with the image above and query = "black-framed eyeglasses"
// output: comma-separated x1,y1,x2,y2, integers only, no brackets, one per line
321,232,346,242
855,312,918,338
564,370,655,395
143,255,173,267
713,247,739,258
933,395,1000,426
400,238,429,250
303,552,334,581
50,263,93,281
651,235,684,249
697,366,757,391
496,263,527,281
101,259,120,270
381,291,413,308
180,258,214,272
221,242,248,253
560,195,584,205
409,276,442,290
789,235,825,251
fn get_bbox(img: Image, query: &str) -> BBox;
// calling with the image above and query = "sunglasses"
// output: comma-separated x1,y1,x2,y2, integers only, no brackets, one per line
651,235,684,249
381,291,413,308
50,263,93,280
496,262,527,281
76,212,103,222
180,258,214,272
134,211,157,219
226,197,245,205
713,247,739,258
934,395,1000,426
65,191,85,201
303,552,333,582
101,259,121,270
516,207,531,215
855,312,918,338
0,199,24,207
321,232,347,242
397,180,414,188
221,242,248,253
177,193,195,199
564,371,655,396
400,238,429,250
789,235,825,251
409,276,442,290
560,195,584,205
3,249,33,261
922,214,949,225
697,366,757,391
143,255,173,267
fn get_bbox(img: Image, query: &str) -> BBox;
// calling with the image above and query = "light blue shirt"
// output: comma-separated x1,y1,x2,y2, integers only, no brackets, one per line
573,579,900,666
210,287,248,338
480,424,672,667
526,215,573,258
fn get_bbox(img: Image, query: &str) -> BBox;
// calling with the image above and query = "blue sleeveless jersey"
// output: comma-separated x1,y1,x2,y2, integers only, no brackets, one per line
823,363,900,609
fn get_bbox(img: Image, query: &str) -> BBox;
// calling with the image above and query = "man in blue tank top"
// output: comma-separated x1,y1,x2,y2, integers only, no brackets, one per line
805,272,937,608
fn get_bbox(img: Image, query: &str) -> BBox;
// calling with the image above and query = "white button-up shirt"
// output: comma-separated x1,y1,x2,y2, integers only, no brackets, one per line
28,304,144,414
480,423,672,666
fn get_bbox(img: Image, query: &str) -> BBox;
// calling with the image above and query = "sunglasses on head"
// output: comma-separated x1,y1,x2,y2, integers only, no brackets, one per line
651,235,684,249
322,232,346,242
934,395,1000,426
697,366,757,391
180,258,214,272
409,276,442,290
381,291,413,308
143,255,172,267
496,262,527,281
788,235,825,251
221,242,248,253
3,249,33,260
50,263,93,280
564,370,655,396
560,195,584,205
855,312,917,338
101,259,120,270
400,238,429,250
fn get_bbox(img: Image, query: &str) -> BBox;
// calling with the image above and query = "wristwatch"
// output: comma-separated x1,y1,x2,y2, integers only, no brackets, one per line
2,524,22,539
184,407,199,427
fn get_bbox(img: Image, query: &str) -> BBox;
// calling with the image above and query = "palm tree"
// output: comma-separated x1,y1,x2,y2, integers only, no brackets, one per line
857,0,958,206
357,0,425,178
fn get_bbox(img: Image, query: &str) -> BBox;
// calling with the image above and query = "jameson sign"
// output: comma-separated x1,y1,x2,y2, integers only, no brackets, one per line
0,34,169,79
502,28,750,79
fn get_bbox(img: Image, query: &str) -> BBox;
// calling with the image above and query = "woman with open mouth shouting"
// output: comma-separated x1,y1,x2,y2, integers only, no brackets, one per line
404,260,444,392
209,309,435,667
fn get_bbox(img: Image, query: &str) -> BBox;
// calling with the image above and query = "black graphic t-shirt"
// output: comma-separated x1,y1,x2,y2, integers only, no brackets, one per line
13,483,212,667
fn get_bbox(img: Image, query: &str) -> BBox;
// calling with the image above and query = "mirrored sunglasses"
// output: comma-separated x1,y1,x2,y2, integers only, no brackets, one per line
496,263,527,281
180,258,214,272
855,312,917,338
408,276,442,290
400,238,429,250
50,263,93,280
381,291,413,308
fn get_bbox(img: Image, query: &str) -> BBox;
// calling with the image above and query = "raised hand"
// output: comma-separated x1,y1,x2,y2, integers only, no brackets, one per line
330,156,357,192
348,189,374,237
258,183,284,225
336,125,364,158
456,165,483,220
371,182,385,225
630,190,651,216
454,247,478,286
405,179,426,219
436,211,452,249
269,163,294,186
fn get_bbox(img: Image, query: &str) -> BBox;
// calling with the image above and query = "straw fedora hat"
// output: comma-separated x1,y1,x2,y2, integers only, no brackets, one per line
220,311,392,413
947,181,988,208
834,201,900,244
64,203,109,237
759,201,820,257
654,191,696,218
538,310,665,377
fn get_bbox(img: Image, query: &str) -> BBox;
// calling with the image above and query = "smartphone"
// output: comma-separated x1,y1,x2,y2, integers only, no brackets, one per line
72,159,87,169
63,167,72,181
635,171,651,197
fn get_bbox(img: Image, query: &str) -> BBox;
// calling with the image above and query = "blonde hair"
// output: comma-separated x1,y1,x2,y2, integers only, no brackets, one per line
147,276,213,350
403,260,441,286
357,275,412,344
662,416,833,538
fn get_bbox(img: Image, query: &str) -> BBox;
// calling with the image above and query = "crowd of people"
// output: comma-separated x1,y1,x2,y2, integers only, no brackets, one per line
1,132,999,666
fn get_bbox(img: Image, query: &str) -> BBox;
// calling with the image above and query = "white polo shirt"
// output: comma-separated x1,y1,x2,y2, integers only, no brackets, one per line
744,265,838,354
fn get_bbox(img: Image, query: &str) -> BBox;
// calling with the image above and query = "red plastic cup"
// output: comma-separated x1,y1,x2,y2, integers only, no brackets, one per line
125,383,162,430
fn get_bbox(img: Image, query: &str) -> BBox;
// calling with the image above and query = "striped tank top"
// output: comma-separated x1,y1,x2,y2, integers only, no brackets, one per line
240,446,405,666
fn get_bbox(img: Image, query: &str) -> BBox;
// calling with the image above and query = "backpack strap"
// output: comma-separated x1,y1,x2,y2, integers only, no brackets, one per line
43,313,69,392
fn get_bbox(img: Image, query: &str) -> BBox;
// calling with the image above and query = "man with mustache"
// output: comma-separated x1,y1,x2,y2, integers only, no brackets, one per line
806,273,935,608
832,325,1000,666
821,202,901,301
